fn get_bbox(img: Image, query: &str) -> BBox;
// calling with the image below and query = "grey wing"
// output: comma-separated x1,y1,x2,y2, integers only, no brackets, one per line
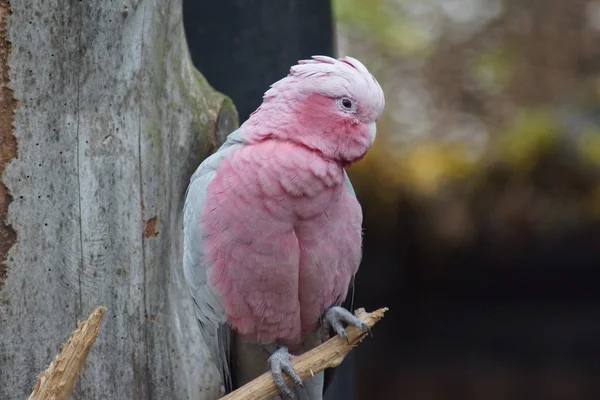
343,170,357,198
183,128,246,392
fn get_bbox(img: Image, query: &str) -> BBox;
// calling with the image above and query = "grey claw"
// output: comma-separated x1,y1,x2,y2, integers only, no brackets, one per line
361,322,373,337
268,346,303,398
323,306,371,341
281,360,303,387
339,328,348,343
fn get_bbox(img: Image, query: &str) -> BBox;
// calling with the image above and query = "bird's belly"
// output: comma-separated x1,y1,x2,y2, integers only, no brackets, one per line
295,193,362,338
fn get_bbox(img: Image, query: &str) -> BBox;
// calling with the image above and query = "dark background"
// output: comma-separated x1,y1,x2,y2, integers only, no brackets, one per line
183,0,334,122
183,1,600,399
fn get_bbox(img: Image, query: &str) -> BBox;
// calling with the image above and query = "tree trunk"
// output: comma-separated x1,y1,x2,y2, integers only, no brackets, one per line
0,1,237,399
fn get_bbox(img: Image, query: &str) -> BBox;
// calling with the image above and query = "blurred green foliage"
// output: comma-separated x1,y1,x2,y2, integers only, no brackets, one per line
334,0,600,243
472,46,516,93
333,0,431,56
498,110,559,172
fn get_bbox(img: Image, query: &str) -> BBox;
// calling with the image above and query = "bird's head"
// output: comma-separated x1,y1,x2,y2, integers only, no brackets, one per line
244,55,385,166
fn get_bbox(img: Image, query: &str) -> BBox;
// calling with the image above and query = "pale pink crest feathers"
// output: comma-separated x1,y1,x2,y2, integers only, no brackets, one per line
263,55,385,122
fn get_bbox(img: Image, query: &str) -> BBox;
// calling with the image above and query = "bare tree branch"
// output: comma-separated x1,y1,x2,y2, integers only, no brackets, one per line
220,307,388,400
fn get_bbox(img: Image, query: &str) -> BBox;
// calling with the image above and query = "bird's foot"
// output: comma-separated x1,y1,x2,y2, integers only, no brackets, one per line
322,306,371,343
268,346,303,399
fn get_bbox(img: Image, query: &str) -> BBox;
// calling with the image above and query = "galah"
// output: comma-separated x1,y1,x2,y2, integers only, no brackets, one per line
183,55,385,399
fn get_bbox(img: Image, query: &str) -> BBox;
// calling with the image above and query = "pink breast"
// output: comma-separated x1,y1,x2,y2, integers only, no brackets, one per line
295,188,363,336
202,141,363,345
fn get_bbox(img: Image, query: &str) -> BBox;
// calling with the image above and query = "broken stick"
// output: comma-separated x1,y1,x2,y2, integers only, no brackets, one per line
29,306,106,400
220,307,388,400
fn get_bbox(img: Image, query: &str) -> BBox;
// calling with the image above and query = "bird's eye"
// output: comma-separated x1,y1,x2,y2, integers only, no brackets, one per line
337,97,356,113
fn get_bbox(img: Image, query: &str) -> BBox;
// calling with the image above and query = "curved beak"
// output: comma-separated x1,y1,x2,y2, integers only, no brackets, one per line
368,122,377,144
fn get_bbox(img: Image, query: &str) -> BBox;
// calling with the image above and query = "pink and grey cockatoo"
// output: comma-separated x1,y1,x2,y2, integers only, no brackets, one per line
183,55,385,399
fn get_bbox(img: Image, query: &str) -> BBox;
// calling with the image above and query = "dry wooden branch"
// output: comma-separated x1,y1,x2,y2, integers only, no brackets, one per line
29,306,106,400
220,307,388,400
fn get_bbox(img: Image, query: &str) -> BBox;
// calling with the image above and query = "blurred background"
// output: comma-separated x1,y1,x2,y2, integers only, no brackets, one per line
183,1,600,399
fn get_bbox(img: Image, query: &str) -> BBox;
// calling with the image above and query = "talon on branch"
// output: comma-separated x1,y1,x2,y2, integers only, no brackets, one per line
220,307,388,400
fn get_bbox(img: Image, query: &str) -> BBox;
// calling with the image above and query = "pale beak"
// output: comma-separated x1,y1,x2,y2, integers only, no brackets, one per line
368,122,377,143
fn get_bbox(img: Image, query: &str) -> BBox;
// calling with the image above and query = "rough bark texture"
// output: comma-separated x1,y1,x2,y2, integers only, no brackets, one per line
0,0,17,292
0,1,237,399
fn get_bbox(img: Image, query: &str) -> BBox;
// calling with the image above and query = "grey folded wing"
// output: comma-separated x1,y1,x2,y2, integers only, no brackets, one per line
182,128,246,392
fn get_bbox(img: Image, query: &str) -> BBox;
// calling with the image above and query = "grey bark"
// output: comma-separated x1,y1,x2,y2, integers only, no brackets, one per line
0,1,237,399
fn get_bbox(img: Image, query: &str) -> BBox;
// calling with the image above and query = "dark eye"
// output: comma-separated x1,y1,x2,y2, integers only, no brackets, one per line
337,97,356,113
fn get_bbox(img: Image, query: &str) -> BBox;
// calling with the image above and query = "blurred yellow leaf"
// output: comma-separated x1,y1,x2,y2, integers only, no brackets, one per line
499,110,559,171
400,144,475,196
578,129,600,167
